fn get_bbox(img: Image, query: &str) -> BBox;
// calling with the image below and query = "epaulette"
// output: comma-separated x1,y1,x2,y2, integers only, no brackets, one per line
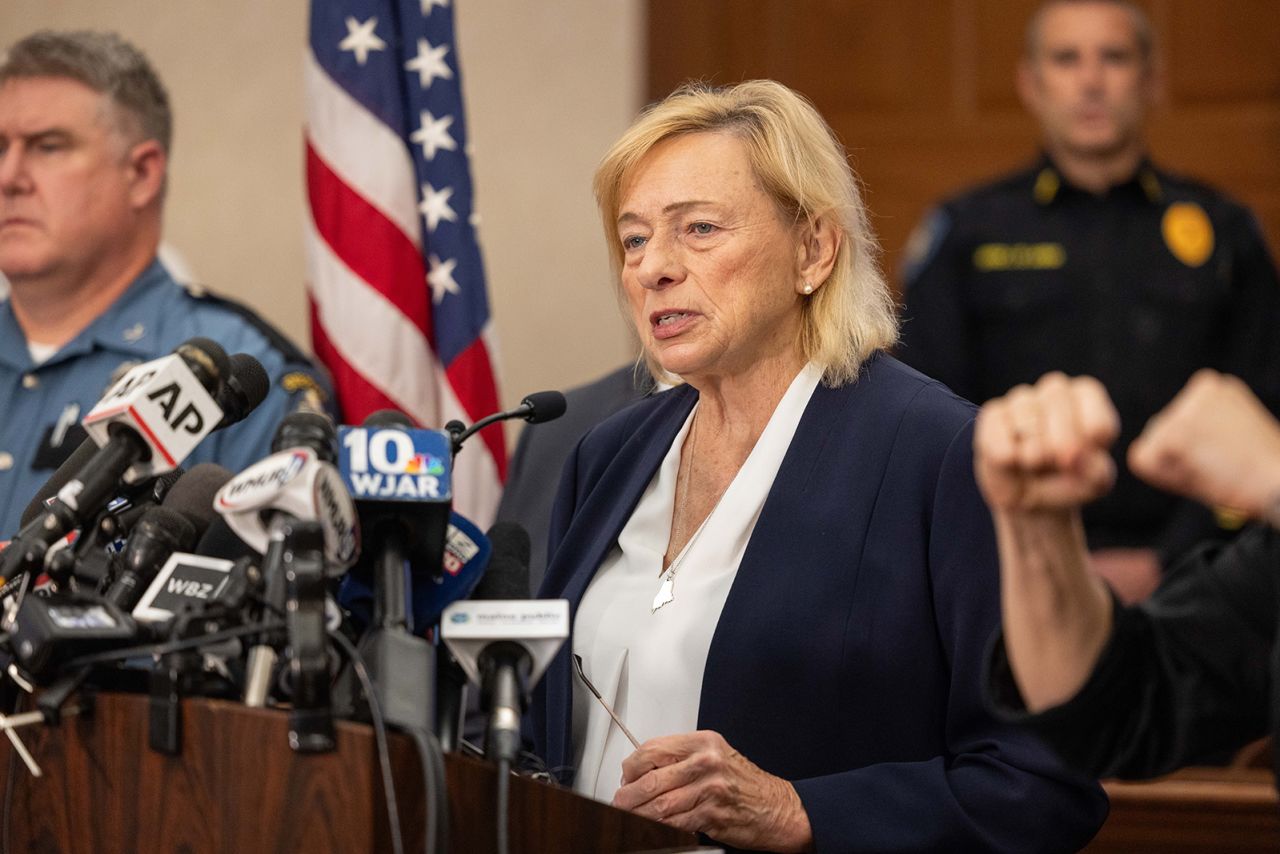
179,281,315,366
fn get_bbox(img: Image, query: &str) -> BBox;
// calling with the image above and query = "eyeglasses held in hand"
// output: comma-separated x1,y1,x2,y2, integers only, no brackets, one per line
572,653,641,749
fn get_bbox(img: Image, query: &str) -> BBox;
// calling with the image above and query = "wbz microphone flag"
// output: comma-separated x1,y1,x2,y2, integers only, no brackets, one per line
305,0,505,528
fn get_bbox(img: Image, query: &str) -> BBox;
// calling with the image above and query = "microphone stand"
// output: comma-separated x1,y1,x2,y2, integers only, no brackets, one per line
282,520,334,753
355,525,434,734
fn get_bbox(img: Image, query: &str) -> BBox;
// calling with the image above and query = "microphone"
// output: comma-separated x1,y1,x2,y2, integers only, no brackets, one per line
272,409,339,463
2,338,230,582
280,519,335,752
18,351,267,529
217,412,358,707
337,511,492,630
215,418,358,572
334,411,454,733
340,410,454,626
472,523,532,600
215,353,270,430
158,463,232,541
441,523,568,763
103,464,231,611
102,508,196,611
445,390,568,454
18,438,97,529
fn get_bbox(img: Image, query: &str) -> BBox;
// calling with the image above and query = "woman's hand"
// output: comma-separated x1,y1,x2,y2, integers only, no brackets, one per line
974,372,1120,513
612,730,813,853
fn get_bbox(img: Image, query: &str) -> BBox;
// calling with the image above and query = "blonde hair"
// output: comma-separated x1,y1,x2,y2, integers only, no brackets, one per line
594,79,897,387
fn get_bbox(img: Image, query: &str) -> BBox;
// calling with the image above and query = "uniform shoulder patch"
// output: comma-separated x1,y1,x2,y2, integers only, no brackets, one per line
900,208,952,287
280,370,330,412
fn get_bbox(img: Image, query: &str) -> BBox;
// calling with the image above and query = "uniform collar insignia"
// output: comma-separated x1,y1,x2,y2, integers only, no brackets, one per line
1033,168,1060,205
1139,168,1164,204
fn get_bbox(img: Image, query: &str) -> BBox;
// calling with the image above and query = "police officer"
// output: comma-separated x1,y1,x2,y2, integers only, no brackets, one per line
0,31,333,536
898,0,1280,602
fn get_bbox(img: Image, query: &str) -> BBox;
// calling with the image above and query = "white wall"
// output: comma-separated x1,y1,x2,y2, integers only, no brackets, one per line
0,0,642,412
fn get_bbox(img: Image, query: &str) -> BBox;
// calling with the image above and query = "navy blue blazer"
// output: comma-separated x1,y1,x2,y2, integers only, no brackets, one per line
531,355,1107,853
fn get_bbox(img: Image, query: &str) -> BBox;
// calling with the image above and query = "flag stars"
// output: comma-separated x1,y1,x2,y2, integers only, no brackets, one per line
421,0,450,15
338,17,386,66
428,255,461,303
405,38,453,89
410,110,457,160
419,183,458,233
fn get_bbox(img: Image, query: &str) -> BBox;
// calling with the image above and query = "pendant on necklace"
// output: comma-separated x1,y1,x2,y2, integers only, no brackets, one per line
651,573,675,614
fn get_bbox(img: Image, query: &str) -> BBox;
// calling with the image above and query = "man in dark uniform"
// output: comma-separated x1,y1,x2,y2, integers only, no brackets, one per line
898,0,1280,602
0,31,332,536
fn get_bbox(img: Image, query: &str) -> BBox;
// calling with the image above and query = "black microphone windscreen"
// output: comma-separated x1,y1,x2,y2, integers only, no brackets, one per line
19,437,99,528
474,522,531,600
363,409,414,428
224,353,270,422
521,391,567,424
161,463,233,541
178,337,232,385
272,410,337,462
136,506,199,552
196,516,260,562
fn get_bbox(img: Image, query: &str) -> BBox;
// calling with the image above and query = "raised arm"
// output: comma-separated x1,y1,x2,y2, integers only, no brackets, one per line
1128,369,1280,520
973,372,1119,711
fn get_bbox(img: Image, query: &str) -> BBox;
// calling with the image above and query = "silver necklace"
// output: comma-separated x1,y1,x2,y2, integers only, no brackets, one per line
652,410,701,614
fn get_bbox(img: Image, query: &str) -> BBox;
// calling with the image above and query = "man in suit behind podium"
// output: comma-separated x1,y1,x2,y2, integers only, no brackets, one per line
496,362,651,590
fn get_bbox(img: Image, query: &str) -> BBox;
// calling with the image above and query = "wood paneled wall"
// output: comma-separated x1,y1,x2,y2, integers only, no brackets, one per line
646,0,1280,291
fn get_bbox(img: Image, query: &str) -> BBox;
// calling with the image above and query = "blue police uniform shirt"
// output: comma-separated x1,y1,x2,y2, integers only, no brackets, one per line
0,258,334,537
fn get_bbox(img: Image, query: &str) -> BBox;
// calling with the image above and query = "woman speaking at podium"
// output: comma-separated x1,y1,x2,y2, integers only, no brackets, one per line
530,79,1106,853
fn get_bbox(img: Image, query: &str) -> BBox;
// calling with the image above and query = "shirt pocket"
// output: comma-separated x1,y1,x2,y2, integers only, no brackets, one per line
968,270,1074,320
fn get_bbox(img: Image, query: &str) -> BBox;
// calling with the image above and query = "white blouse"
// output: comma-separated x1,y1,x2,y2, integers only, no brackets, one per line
570,363,823,801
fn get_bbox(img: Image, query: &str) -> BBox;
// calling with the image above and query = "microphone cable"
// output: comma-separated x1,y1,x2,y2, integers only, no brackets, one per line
328,628,449,854
407,718,449,854
496,755,511,854
326,630,406,854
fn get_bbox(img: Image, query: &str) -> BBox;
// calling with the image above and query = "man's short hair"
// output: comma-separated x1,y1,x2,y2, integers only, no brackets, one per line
1025,0,1155,62
0,30,171,154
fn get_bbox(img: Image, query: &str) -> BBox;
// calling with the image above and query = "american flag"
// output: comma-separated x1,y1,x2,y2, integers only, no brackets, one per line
305,0,505,526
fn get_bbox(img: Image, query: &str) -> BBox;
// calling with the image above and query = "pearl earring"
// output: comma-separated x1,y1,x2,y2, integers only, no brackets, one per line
802,282,814,295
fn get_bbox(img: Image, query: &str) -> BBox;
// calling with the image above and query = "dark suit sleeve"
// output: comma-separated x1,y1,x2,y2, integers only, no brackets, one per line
896,208,981,402
987,525,1276,780
792,420,1108,854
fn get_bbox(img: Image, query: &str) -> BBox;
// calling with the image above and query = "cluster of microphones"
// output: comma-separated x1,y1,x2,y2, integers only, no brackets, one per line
0,336,570,776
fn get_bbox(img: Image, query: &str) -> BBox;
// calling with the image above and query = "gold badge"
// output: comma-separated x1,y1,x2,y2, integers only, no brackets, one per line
1161,202,1214,268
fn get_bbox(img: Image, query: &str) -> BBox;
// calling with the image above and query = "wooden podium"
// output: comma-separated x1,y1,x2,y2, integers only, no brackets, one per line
0,692,697,853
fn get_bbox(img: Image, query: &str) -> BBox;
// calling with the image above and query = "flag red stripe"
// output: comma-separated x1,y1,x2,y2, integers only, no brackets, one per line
309,300,411,424
446,337,506,480
306,142,434,342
